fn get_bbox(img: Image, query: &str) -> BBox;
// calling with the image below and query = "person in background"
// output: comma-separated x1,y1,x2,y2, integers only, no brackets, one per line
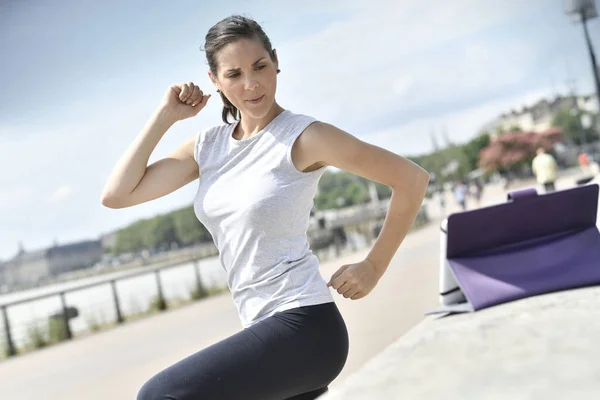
470,179,483,207
453,181,468,211
532,147,558,193
578,152,590,167
438,185,446,215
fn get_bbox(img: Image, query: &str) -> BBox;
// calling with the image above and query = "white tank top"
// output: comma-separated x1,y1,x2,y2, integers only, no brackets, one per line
193,109,334,327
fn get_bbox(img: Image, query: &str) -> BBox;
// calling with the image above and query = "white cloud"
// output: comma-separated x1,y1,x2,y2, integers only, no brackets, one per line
273,0,545,136
49,185,73,204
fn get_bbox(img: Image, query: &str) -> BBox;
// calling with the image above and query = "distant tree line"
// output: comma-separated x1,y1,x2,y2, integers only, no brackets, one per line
110,172,392,255
408,134,491,185
112,206,212,255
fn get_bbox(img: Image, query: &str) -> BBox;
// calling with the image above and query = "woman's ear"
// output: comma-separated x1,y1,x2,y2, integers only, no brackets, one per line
208,70,220,91
272,49,279,69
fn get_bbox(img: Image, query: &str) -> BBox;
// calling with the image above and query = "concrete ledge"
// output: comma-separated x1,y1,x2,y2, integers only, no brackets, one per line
323,286,600,400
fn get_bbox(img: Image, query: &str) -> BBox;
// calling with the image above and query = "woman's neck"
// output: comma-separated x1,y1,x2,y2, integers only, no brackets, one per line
233,103,285,140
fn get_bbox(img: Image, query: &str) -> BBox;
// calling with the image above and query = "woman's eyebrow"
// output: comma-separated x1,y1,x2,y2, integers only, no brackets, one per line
224,57,267,73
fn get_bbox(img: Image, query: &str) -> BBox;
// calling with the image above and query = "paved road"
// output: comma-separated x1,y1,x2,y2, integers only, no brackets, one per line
0,170,588,400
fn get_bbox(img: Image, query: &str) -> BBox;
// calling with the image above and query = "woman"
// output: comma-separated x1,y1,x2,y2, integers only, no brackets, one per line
101,15,429,400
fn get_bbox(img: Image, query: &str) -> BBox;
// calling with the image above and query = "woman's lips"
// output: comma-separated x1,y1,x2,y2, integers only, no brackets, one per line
246,95,264,104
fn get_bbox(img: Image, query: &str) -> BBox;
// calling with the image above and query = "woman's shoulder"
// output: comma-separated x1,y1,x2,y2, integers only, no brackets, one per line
276,110,322,138
194,121,236,166
282,109,319,124
197,121,235,144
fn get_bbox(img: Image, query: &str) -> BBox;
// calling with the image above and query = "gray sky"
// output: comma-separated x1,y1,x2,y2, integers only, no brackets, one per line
1,0,599,259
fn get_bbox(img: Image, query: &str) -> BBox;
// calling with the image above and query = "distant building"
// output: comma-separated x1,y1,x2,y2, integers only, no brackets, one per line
483,94,598,134
0,239,103,289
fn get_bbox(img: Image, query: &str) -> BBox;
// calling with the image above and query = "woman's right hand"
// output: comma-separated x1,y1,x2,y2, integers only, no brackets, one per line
159,82,211,122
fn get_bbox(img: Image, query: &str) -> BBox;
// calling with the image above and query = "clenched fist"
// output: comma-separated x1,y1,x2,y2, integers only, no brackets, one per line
327,259,382,300
160,82,211,122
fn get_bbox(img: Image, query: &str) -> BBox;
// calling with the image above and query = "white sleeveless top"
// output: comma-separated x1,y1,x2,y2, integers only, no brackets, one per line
193,109,334,327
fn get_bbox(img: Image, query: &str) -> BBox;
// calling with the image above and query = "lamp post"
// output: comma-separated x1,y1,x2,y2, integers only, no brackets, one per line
564,1,600,132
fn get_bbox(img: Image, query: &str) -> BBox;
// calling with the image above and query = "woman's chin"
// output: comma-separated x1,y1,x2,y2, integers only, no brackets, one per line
241,100,273,119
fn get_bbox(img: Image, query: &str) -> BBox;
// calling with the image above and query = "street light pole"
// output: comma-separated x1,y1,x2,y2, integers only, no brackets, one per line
565,1,600,133
580,9,600,113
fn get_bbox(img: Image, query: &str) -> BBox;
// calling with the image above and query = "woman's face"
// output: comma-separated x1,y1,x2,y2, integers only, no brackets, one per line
210,38,279,119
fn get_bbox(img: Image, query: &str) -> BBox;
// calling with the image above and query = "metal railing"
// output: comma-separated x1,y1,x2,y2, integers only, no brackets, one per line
0,256,212,358
0,206,430,359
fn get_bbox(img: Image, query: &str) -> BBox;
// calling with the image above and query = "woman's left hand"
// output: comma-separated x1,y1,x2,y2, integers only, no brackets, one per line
327,259,382,300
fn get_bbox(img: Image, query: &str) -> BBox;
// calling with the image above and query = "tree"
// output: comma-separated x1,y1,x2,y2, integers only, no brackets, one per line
113,220,146,254
462,133,490,172
112,205,213,255
478,131,562,173
172,206,211,245
343,181,369,206
144,214,178,250
552,107,598,145
410,144,473,183
315,170,389,210
372,180,392,199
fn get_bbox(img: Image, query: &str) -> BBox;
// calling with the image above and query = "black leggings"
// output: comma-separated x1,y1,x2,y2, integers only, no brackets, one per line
137,302,349,400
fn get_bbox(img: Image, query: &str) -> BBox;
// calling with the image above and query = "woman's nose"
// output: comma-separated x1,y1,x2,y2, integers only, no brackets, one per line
244,79,259,91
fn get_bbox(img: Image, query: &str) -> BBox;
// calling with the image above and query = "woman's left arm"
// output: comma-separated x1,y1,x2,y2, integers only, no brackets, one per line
295,122,430,300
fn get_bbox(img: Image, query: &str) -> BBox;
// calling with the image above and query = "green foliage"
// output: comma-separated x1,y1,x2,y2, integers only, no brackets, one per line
113,220,147,254
145,214,177,250
172,206,210,245
410,133,490,183
552,107,598,145
26,324,48,349
373,181,393,199
23,318,67,350
189,286,209,301
148,295,167,312
189,284,227,301
85,312,108,333
112,206,212,255
344,181,369,206
462,133,490,172
315,171,389,210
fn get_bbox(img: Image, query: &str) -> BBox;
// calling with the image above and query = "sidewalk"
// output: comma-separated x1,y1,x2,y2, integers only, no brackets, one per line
322,169,600,400
321,286,600,400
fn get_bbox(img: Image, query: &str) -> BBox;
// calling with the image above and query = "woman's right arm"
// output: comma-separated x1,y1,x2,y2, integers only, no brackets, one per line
101,82,211,209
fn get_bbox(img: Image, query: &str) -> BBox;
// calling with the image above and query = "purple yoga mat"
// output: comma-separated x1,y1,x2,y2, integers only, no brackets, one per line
445,184,600,311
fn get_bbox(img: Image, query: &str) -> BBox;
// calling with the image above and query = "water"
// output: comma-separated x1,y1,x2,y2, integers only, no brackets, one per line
0,234,374,354
0,256,228,351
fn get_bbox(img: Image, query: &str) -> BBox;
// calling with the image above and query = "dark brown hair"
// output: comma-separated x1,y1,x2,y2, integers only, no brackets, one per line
201,15,277,124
